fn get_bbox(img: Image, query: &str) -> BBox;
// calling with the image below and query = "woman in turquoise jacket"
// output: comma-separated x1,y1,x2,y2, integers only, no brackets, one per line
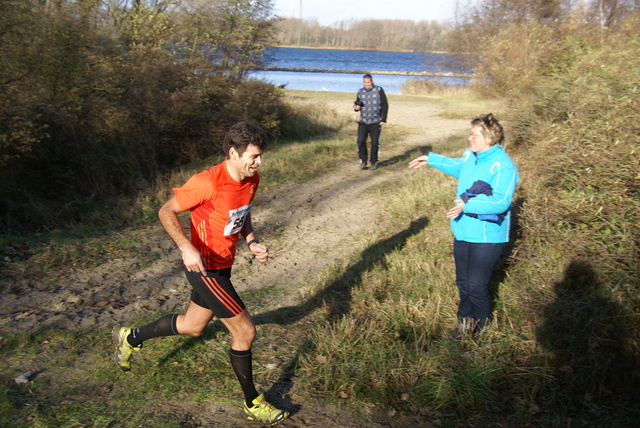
408,113,518,336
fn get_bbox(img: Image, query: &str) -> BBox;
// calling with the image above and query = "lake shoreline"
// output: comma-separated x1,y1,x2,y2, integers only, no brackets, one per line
272,44,450,55
254,66,470,78
254,47,471,94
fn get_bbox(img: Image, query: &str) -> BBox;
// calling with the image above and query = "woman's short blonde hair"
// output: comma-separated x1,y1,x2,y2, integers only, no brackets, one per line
471,113,504,146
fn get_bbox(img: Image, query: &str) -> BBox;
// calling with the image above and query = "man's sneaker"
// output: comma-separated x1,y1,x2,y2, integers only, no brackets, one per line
243,393,289,426
111,325,140,372
371,163,379,170
359,161,367,170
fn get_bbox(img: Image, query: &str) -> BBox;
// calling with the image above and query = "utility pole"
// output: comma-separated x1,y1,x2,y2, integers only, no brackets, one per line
290,0,302,20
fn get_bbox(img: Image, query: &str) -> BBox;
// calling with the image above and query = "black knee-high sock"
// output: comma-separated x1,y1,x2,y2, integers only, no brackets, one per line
127,314,179,347
229,348,259,407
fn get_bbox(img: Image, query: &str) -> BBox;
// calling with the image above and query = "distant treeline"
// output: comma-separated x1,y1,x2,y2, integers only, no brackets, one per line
276,18,450,52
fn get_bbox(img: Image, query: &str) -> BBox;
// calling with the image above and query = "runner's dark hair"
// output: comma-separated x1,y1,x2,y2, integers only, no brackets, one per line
222,121,268,158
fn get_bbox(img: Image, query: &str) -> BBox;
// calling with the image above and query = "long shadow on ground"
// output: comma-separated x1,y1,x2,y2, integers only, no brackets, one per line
253,217,430,414
376,144,432,169
253,216,429,326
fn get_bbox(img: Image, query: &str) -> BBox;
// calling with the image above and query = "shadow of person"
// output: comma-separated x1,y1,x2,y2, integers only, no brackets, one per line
376,145,432,169
253,217,429,327
536,260,639,407
255,217,430,411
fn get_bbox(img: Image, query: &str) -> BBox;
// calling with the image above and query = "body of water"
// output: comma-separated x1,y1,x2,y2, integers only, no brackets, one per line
249,47,470,94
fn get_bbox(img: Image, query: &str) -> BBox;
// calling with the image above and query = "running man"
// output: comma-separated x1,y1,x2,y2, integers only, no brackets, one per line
111,121,288,426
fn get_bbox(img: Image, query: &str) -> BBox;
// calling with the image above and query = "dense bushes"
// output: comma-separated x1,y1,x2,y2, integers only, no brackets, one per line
0,1,307,231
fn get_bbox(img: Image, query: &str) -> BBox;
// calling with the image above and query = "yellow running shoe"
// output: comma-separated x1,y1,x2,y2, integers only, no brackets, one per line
243,393,289,426
111,325,141,372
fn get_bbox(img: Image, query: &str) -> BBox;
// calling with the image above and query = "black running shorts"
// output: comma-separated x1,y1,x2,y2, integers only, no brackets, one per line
184,267,245,318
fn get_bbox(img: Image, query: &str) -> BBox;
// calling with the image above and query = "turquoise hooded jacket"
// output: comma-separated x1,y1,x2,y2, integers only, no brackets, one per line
427,145,519,243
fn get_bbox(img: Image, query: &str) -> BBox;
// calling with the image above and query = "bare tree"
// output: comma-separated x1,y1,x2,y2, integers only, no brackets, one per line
275,17,450,51
591,0,635,28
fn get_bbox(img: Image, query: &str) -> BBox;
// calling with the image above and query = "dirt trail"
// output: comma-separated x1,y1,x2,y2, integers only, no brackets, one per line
0,92,469,427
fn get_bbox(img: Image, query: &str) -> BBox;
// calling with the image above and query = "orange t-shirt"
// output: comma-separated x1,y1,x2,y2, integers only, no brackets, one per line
173,162,259,270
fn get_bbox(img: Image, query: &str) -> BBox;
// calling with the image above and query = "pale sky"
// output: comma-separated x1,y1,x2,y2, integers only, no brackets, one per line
271,0,457,26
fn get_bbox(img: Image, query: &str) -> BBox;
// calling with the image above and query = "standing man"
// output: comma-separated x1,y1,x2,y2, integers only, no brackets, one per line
353,73,388,170
111,122,289,426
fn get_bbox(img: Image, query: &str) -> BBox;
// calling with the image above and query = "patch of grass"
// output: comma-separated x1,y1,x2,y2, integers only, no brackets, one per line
259,135,354,187
435,96,507,121
0,224,162,285
0,297,329,427
277,95,350,141
0,323,288,427
400,78,473,96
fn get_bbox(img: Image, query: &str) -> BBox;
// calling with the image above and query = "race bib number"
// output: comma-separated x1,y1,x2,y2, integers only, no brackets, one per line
223,203,252,236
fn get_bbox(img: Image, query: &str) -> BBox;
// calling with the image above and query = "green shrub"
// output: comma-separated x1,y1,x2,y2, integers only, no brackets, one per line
0,3,321,232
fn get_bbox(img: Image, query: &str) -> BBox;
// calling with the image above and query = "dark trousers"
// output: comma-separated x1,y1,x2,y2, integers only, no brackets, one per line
357,122,381,165
453,239,506,329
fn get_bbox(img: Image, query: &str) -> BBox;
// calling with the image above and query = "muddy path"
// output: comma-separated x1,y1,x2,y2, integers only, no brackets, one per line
1,92,470,427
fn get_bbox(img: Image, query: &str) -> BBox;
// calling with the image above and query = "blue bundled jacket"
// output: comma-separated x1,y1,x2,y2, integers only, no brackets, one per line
460,180,505,225
427,145,519,243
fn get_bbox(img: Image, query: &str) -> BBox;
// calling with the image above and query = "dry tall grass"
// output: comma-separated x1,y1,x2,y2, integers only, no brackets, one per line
502,13,640,408
400,78,473,96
